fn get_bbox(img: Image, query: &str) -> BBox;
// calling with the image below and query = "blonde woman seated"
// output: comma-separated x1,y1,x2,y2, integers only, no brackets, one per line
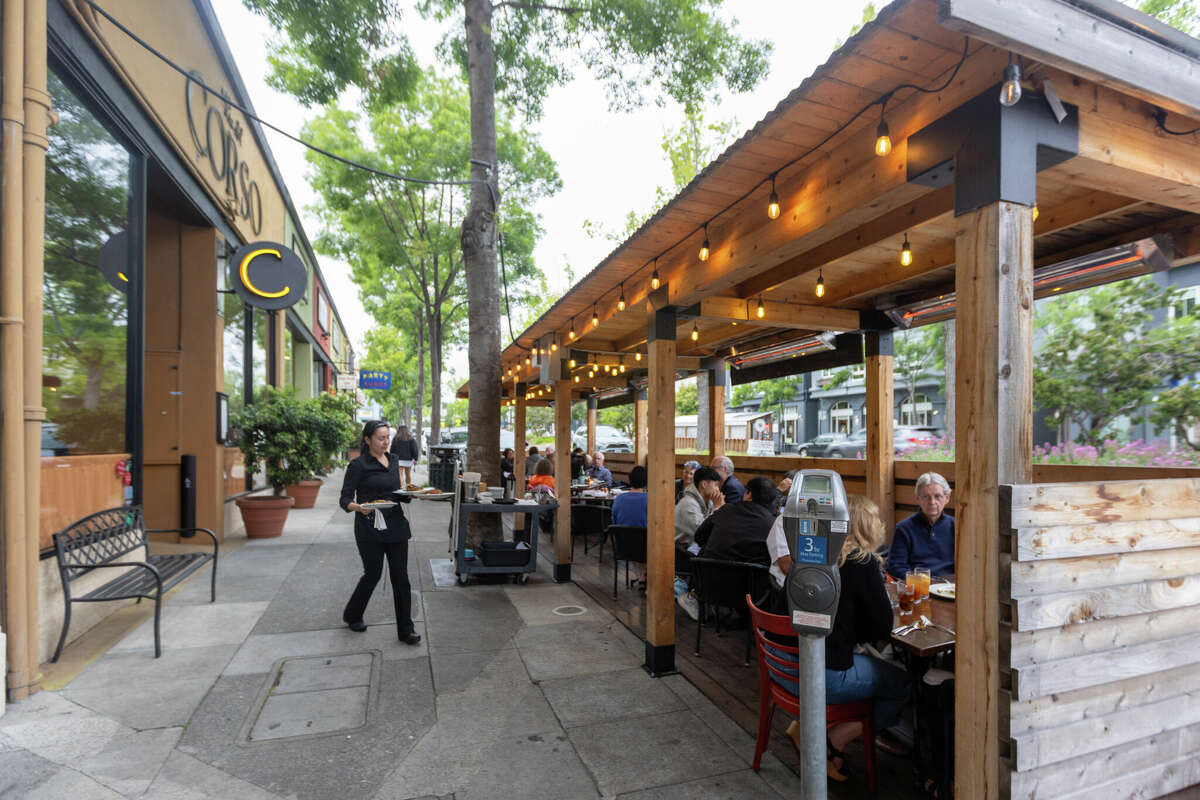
763,494,910,781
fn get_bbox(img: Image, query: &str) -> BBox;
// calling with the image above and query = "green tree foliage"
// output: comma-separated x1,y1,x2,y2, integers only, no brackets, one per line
729,377,799,415
675,379,698,415
1033,277,1197,446
1127,0,1199,35
894,325,943,421
303,75,560,442
1151,382,1200,451
599,405,635,437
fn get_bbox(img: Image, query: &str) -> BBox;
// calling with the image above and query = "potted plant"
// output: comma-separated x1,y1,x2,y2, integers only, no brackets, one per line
285,392,359,508
230,388,321,537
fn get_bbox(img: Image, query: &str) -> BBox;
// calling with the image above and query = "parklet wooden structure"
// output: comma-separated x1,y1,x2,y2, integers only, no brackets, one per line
461,1,1200,796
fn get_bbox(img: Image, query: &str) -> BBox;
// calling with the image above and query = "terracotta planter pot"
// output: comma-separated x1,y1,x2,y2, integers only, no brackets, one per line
285,479,323,509
235,495,295,538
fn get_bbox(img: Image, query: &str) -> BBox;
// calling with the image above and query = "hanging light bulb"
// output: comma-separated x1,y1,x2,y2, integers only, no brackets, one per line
767,174,781,220
592,304,599,327
1032,204,1040,222
635,351,642,362
574,375,580,383
619,356,625,374
999,56,1022,107
691,322,699,341
525,355,531,366
874,98,892,157
569,358,576,368
617,283,626,311
756,296,765,319
816,269,825,298
900,234,913,267
569,318,576,340
698,224,710,262
650,259,661,291
551,340,557,352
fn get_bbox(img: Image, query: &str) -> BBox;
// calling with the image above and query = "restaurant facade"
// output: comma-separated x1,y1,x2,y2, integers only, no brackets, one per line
1,0,354,700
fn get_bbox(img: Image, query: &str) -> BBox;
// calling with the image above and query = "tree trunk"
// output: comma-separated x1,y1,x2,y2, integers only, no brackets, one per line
430,309,443,444
415,311,426,454
943,319,955,437
462,0,501,550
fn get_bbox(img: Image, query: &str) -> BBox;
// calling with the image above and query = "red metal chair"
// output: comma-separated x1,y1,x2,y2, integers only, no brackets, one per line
746,594,876,791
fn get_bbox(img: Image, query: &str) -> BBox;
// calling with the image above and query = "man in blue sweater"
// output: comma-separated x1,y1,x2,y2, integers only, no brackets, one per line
887,471,955,579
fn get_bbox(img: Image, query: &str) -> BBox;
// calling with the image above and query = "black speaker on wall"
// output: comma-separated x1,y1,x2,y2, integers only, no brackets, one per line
181,454,197,536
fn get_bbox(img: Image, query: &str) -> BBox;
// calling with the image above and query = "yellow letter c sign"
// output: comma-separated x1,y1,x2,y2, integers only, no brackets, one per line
229,241,308,310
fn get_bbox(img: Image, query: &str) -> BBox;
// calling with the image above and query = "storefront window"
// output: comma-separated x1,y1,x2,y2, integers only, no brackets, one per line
253,309,268,393
222,295,246,418
283,326,294,389
42,72,131,457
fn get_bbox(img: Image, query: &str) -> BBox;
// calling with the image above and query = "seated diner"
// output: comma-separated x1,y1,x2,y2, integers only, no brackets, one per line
764,494,911,781
887,472,955,579
527,458,555,492
612,465,648,526
696,476,778,565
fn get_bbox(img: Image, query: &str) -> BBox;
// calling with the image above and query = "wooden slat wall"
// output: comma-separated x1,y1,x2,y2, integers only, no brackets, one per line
1001,478,1200,799
39,454,129,548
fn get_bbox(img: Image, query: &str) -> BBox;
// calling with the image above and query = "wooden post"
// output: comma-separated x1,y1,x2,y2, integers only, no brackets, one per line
707,369,725,458
553,379,572,582
513,383,526,485
635,389,648,467
586,397,597,454
645,308,676,675
865,333,895,532
954,201,1034,800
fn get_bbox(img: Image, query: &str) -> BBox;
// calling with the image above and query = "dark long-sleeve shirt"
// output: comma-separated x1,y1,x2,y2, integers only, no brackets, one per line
826,556,893,670
340,453,411,543
389,437,419,462
886,511,955,579
695,501,775,566
720,473,746,505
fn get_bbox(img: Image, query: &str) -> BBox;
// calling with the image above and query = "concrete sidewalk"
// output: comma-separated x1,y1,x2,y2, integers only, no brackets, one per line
0,474,805,799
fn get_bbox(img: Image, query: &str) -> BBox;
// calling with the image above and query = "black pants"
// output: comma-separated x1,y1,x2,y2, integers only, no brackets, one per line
343,528,413,636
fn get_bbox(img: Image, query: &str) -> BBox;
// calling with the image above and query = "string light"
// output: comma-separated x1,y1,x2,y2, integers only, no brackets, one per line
525,354,531,366
756,296,765,318
816,268,825,298
999,54,1022,107
900,234,912,267
691,322,699,341
767,174,780,220
619,356,625,374
650,259,661,290
569,317,576,340
875,102,892,157
635,351,642,362
569,358,576,368
551,340,557,352
1032,204,1040,222
574,375,580,383
592,304,599,327
698,224,710,262
617,283,626,311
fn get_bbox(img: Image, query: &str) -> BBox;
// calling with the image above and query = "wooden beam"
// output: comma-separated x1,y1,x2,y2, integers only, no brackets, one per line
646,309,676,675
707,378,725,458
635,391,648,468
513,386,527,483
939,0,1200,118
554,379,572,582
586,400,597,454
694,296,860,332
865,333,895,532
954,201,1034,800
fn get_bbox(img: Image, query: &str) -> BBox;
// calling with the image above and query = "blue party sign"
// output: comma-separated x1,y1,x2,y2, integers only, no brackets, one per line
359,370,391,390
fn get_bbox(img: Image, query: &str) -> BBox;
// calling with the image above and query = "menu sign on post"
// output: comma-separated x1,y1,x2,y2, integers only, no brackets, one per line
359,371,391,390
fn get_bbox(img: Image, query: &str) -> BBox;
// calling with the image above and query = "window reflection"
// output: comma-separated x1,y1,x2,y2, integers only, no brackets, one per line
42,71,131,456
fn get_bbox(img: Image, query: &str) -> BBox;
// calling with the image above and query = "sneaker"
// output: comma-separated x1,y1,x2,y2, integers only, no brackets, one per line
677,592,700,621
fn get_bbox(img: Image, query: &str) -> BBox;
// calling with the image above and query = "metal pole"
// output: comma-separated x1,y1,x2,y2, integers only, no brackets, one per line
796,634,827,800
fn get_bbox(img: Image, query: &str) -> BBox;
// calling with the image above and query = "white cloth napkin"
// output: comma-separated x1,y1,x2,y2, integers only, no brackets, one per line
373,507,388,530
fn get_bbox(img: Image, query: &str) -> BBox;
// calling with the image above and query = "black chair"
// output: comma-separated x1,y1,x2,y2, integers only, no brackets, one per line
606,524,647,600
691,556,773,666
570,503,612,560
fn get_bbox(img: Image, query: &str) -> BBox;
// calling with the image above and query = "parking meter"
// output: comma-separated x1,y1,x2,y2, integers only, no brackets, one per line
782,469,850,636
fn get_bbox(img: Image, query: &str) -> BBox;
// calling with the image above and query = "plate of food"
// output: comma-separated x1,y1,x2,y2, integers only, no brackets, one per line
360,501,397,511
414,488,453,500
929,582,956,601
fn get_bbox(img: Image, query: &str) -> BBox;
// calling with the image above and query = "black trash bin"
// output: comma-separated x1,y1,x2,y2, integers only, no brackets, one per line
429,446,461,492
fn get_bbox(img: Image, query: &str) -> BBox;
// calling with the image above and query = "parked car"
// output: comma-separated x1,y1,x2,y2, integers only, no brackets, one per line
797,432,847,457
824,425,942,458
571,425,634,453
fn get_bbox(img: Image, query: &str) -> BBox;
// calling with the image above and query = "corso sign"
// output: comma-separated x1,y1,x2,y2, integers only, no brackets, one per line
229,242,308,310
186,72,264,235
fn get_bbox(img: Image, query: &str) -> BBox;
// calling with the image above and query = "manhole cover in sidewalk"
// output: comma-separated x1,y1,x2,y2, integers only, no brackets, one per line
552,605,587,617
238,652,381,744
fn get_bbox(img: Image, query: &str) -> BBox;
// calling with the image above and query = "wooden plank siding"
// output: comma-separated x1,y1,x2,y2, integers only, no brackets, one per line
1001,478,1200,798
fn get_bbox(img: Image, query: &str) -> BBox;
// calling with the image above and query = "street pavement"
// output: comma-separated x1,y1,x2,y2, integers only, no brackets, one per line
0,469,806,799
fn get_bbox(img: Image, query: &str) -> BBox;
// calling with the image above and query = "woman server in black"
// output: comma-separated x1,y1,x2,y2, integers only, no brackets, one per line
340,420,421,644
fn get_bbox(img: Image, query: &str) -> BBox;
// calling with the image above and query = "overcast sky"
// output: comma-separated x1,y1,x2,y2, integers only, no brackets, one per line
208,0,868,384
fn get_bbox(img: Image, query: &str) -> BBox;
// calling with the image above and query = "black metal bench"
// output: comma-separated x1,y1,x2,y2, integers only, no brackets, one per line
52,506,218,661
